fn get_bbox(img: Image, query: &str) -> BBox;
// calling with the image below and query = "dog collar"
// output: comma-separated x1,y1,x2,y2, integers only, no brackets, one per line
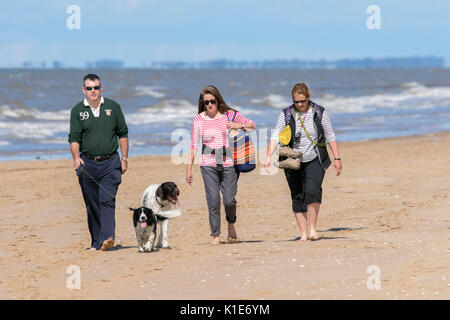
155,196,164,208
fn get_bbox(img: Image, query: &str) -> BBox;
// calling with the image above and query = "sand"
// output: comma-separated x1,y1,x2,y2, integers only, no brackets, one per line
0,132,449,300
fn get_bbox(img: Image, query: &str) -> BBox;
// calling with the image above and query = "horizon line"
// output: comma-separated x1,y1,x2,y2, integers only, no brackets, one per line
4,55,446,70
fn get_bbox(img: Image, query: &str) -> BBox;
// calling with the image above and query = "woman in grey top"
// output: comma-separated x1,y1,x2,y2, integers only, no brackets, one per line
264,83,342,241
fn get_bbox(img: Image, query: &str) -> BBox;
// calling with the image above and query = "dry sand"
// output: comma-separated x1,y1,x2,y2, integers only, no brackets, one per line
0,132,449,300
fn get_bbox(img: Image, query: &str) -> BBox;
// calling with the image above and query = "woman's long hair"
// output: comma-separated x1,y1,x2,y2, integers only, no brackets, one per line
198,85,235,114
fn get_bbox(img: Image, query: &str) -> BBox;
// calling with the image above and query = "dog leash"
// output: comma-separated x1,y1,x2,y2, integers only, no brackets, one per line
75,163,134,210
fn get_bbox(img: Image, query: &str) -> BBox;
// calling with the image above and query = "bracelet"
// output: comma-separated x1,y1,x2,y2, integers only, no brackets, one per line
334,158,341,161
121,157,128,162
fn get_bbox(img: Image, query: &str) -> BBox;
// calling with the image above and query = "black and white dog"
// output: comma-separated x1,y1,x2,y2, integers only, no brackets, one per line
130,182,181,252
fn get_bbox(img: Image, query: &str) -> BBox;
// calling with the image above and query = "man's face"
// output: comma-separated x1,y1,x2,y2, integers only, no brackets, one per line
82,79,102,100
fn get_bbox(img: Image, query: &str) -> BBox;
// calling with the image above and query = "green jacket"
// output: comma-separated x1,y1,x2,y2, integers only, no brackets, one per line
68,97,128,157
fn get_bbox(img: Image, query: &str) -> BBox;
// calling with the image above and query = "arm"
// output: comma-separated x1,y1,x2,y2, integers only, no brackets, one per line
115,102,129,175
328,140,342,176
321,110,341,176
226,111,256,130
264,139,279,170
68,108,84,170
186,118,200,185
70,142,85,169
264,111,286,170
186,148,196,186
119,137,129,175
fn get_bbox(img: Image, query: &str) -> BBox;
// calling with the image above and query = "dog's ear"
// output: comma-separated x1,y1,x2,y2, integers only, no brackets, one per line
132,209,139,227
129,207,135,213
156,185,164,200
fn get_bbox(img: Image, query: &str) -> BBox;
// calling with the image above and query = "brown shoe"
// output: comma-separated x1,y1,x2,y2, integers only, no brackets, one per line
279,146,302,159
275,158,301,170
101,238,114,251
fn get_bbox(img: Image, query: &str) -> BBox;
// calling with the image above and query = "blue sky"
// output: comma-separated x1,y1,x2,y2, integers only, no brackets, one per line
1,0,449,67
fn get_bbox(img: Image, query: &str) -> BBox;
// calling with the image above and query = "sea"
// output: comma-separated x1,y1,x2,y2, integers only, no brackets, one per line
0,68,449,162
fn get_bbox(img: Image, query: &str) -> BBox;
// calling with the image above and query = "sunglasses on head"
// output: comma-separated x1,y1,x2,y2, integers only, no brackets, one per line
85,86,100,91
294,99,308,104
204,99,217,106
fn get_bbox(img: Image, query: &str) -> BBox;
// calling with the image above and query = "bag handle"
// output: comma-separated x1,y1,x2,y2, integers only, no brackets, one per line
226,110,237,122
296,109,327,147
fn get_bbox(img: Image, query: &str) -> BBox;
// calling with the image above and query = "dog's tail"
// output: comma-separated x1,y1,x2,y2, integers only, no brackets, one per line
155,209,182,219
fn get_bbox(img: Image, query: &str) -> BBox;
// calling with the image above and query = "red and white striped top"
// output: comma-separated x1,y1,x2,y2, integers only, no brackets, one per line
190,110,255,167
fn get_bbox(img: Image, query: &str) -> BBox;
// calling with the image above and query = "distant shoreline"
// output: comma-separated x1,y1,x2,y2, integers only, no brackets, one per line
1,66,448,71
1,55,446,70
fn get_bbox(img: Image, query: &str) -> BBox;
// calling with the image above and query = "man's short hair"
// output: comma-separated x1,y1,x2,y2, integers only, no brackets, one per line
83,74,101,86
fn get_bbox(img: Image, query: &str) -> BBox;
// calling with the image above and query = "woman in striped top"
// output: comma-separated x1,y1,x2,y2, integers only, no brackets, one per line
264,83,342,241
186,85,256,246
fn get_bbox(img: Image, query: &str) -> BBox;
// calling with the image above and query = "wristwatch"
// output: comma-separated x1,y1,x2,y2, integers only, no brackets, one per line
121,157,128,162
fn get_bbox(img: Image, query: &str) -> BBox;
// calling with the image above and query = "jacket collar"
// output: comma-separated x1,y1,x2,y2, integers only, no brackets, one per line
83,96,104,108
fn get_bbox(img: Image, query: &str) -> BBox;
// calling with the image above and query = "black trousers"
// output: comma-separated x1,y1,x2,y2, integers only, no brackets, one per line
78,153,122,249
284,157,325,213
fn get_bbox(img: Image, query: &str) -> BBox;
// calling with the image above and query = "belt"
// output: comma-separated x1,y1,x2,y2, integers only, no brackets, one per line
82,152,117,162
202,145,231,172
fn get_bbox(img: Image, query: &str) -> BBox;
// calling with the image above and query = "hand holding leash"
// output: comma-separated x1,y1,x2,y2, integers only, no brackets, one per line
73,156,85,170
75,163,85,177
73,157,85,177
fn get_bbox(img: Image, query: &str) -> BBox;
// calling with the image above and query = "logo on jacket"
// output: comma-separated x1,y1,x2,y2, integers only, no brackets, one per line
105,109,112,116
79,111,89,120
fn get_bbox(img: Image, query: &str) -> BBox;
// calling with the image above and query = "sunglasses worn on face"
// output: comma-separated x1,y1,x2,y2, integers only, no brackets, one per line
85,86,100,91
294,99,308,104
204,99,217,106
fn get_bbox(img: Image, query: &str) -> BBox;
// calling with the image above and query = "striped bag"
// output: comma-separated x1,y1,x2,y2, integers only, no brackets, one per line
226,111,256,173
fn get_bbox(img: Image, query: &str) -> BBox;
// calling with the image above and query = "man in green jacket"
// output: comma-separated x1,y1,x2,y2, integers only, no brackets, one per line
69,73,129,251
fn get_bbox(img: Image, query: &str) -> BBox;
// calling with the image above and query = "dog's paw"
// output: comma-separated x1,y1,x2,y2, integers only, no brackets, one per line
156,242,171,249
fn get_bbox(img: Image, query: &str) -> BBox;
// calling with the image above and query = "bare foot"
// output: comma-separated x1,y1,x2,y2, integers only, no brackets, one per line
227,223,237,239
209,236,220,246
300,234,308,241
226,236,241,244
308,231,320,241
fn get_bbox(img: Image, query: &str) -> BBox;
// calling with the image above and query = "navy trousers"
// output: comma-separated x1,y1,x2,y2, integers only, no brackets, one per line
78,153,122,249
